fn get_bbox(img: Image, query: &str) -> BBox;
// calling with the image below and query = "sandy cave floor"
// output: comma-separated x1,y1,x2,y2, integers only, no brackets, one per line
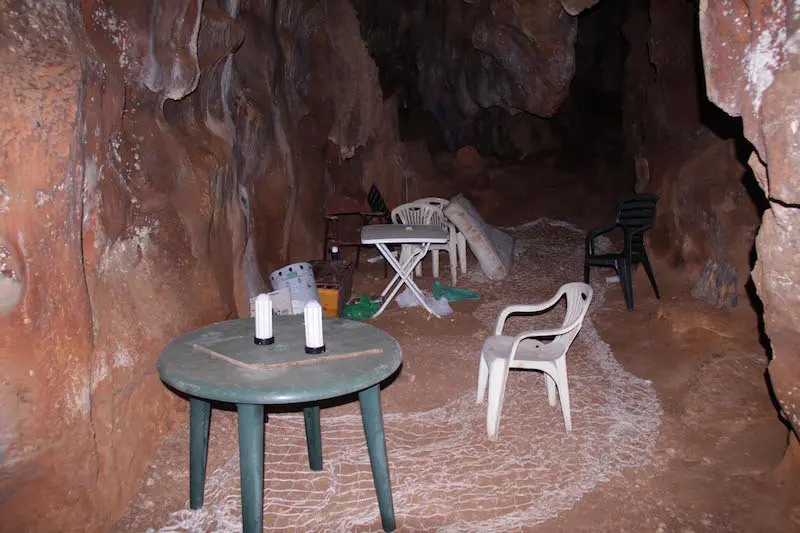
115,160,799,532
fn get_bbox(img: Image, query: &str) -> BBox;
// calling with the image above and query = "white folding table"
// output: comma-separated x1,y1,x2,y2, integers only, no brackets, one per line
361,224,449,317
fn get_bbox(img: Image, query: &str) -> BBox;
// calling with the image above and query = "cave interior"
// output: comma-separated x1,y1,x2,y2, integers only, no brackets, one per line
1,0,799,531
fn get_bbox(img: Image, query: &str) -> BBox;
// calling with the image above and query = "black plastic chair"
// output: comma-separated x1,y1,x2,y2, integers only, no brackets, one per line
584,194,660,311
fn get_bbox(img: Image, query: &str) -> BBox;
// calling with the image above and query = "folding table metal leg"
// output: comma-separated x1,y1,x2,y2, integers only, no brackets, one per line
374,243,440,318
379,245,423,300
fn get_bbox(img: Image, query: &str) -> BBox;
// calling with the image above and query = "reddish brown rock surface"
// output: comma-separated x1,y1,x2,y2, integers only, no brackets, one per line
622,0,759,291
647,130,759,288
700,0,800,457
0,0,410,530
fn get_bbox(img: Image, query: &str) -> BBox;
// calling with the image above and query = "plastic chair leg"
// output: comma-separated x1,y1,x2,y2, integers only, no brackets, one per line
449,242,458,285
583,262,591,284
458,233,467,274
544,374,557,407
555,359,571,433
476,355,489,404
642,255,660,298
486,359,509,439
617,260,634,311
558,379,572,433
399,245,414,281
625,259,635,308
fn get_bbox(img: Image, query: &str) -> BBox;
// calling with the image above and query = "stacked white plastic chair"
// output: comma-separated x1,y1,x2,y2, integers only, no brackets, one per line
391,202,459,285
410,197,467,276
476,282,593,438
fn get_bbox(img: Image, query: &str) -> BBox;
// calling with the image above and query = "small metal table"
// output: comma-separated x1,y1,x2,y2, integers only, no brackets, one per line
361,224,449,317
157,316,402,532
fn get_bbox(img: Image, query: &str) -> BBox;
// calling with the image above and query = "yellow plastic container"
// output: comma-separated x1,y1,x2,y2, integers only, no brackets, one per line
318,288,340,318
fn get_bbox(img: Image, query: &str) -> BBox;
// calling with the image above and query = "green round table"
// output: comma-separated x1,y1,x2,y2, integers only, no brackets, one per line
158,316,402,532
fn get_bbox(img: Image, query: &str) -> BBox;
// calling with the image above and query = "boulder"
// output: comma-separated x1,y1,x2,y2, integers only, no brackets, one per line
691,259,739,308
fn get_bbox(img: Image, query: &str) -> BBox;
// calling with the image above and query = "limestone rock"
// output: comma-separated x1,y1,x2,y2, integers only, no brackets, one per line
358,0,579,120
700,0,800,446
0,0,407,530
692,259,739,308
646,130,758,289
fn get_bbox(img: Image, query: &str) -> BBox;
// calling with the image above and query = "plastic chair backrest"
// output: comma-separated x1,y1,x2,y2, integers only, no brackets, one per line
412,197,449,210
614,194,658,256
368,184,389,216
391,203,446,229
555,282,594,349
614,194,659,229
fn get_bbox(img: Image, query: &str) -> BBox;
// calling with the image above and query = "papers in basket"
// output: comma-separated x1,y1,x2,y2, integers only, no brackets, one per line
249,288,293,317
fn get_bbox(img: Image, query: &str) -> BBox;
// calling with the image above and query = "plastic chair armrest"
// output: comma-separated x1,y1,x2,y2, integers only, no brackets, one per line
509,321,582,360
586,222,618,255
494,295,564,335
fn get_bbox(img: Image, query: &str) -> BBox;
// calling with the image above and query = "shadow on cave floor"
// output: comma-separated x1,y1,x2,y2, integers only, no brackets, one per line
115,156,796,532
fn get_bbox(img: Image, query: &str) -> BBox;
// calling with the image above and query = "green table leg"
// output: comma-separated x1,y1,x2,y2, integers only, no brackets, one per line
189,397,211,509
303,405,323,471
237,404,265,533
359,385,396,532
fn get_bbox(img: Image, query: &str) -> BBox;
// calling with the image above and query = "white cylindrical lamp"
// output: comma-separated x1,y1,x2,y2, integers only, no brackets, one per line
254,293,274,345
304,300,325,354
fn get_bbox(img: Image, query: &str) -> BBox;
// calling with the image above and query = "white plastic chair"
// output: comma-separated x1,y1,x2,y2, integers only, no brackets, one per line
411,197,467,275
392,202,459,285
476,282,593,438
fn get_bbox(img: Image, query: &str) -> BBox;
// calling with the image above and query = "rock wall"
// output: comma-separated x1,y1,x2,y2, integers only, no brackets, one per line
0,0,408,530
621,0,761,289
647,130,759,286
700,0,800,455
357,0,580,153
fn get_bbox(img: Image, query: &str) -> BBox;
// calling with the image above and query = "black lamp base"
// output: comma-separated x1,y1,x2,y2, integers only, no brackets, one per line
305,345,326,354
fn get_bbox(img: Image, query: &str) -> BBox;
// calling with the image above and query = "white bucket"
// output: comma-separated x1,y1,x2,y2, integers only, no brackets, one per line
269,262,319,313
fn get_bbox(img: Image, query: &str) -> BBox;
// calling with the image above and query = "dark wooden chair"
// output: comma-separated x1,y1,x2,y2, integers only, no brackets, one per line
322,185,390,275
584,194,660,311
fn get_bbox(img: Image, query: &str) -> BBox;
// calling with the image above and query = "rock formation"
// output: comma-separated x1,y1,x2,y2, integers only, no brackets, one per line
700,0,800,460
0,0,409,529
620,0,761,294
357,0,578,153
